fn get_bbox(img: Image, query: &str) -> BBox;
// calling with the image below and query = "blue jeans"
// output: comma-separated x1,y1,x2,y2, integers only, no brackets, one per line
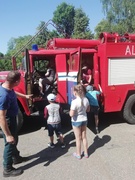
2,116,19,169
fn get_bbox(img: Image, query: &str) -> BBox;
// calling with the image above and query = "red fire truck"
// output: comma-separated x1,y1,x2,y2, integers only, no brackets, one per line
0,31,135,134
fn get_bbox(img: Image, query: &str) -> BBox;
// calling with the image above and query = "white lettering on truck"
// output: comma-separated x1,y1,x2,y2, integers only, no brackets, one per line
125,45,135,55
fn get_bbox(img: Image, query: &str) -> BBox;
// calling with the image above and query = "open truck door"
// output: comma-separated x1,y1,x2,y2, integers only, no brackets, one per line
67,47,81,104
55,54,68,104
55,48,81,105
25,49,33,108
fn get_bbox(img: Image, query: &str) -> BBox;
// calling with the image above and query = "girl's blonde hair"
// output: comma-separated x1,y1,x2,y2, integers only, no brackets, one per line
73,84,86,106
73,84,85,97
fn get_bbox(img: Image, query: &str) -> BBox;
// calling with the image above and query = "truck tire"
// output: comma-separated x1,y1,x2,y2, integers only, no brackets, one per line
123,94,135,124
0,108,24,138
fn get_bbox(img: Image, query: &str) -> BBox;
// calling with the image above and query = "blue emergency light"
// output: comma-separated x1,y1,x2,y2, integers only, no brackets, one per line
32,44,38,51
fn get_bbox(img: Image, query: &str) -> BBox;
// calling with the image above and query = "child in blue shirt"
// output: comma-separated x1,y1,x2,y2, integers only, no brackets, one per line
86,84,102,134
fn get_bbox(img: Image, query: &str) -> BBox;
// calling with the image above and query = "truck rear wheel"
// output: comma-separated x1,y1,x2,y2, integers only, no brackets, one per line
0,108,24,138
123,94,135,124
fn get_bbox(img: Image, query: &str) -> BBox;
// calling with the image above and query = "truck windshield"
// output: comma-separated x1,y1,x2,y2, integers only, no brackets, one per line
34,60,48,72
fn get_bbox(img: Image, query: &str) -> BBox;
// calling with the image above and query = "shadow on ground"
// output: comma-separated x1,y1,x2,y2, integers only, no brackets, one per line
18,113,114,170
19,113,72,136
88,134,111,156
87,111,125,134
18,128,111,170
18,130,75,171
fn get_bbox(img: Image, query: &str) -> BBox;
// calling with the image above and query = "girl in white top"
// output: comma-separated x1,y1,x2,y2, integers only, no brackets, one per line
69,84,90,159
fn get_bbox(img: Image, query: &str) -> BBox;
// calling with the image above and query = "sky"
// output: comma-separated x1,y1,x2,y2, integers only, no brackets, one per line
0,0,105,54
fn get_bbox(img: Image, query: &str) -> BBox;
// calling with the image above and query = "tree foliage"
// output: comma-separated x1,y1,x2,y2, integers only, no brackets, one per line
53,2,75,37
34,21,59,47
96,0,135,35
52,2,92,39
94,19,111,38
0,57,12,71
48,29,59,39
7,38,16,52
73,8,93,39
0,52,4,58
34,21,50,47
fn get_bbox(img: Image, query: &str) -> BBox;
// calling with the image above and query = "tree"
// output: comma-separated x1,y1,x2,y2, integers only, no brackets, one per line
5,35,33,69
7,35,33,55
99,0,135,34
0,52,4,58
7,38,16,52
94,19,111,38
34,21,50,47
34,21,59,47
73,8,93,39
53,2,75,37
48,30,59,39
0,57,12,71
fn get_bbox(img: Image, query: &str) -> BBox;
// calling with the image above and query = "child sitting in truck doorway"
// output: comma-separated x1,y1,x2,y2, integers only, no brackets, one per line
81,66,93,87
86,84,102,134
39,62,55,96
44,93,66,148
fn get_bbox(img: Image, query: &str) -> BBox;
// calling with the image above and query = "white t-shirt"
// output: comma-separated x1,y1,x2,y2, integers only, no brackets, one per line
70,97,89,122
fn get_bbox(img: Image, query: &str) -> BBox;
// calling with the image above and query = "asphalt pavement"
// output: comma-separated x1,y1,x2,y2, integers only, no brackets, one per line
0,112,135,180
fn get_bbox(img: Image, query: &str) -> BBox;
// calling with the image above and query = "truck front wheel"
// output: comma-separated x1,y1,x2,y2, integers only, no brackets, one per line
123,94,135,124
0,108,24,138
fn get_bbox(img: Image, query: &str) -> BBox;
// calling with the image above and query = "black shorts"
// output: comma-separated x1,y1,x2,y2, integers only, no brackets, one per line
47,123,62,137
90,105,100,115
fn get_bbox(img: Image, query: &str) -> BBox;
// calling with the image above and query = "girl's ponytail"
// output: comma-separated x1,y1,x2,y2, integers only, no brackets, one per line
73,84,85,106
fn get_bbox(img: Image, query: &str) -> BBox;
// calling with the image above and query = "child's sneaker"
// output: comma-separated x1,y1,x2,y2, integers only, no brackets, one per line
48,143,55,148
73,152,81,160
84,153,89,158
61,143,66,149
